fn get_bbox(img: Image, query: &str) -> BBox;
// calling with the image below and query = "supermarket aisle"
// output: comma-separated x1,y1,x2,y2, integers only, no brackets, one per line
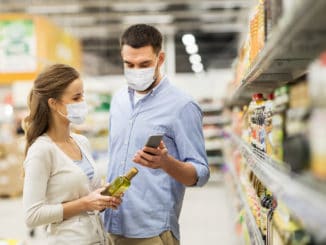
0,175,235,245
180,180,235,245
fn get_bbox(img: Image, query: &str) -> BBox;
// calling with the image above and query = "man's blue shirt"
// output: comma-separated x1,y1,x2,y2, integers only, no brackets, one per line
103,77,210,240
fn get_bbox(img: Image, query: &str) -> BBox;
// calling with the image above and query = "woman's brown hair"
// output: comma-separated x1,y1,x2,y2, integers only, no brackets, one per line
24,64,80,155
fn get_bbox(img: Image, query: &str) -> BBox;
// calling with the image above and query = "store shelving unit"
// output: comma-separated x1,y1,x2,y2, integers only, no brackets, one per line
230,0,326,106
200,102,225,166
227,160,265,245
228,132,326,243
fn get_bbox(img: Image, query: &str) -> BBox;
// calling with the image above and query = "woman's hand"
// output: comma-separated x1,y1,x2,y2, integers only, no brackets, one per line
82,186,122,211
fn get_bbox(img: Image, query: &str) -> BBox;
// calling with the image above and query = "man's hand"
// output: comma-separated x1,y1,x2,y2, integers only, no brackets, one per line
133,141,168,169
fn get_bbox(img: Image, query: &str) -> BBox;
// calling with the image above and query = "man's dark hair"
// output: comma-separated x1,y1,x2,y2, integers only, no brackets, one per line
120,24,163,54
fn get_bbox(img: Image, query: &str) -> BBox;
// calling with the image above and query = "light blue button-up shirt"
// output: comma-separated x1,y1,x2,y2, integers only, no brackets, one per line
103,77,209,240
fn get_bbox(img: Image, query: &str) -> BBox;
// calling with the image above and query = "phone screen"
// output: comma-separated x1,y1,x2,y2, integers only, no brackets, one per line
145,135,163,148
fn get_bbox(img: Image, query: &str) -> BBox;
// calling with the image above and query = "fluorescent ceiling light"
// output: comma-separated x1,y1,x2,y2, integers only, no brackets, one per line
112,2,167,12
52,16,97,26
186,44,198,55
189,54,202,64
182,34,195,46
192,63,204,73
26,5,81,14
199,1,250,10
122,15,173,24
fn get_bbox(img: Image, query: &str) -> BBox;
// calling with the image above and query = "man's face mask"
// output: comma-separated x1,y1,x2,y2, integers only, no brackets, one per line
124,60,158,91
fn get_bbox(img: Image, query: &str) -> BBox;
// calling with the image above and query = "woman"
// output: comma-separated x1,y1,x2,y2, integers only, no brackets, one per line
23,64,121,244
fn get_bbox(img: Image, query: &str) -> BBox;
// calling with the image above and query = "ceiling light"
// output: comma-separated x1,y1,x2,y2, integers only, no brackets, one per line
123,15,173,24
189,54,202,64
26,5,81,14
112,2,167,12
182,34,195,46
192,63,204,73
52,16,97,26
186,44,198,55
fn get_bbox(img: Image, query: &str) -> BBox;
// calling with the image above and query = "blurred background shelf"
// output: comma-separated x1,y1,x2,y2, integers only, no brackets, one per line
230,0,326,106
227,159,265,245
228,132,326,243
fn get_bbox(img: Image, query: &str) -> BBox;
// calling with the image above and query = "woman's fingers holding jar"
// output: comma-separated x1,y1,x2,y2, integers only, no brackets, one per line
103,196,122,209
110,196,122,208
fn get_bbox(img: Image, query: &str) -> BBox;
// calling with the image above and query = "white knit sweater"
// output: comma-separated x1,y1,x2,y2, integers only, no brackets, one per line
23,133,107,244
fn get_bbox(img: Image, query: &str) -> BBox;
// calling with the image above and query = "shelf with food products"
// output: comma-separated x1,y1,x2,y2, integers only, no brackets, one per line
199,99,226,166
226,158,265,245
226,131,326,243
200,103,223,115
229,0,326,106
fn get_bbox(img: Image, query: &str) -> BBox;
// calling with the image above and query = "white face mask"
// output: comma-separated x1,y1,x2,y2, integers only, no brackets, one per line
124,66,157,91
58,101,88,124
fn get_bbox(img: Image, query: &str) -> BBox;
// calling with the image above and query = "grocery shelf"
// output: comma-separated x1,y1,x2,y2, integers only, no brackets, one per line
227,161,265,245
207,156,224,165
200,103,223,113
228,132,326,243
230,0,326,106
205,139,223,151
203,128,224,139
203,115,229,126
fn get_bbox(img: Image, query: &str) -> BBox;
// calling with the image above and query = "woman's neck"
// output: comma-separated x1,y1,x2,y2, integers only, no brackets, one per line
46,123,71,143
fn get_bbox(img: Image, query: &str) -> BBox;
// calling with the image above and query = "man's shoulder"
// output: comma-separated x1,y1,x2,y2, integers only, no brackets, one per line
164,82,197,107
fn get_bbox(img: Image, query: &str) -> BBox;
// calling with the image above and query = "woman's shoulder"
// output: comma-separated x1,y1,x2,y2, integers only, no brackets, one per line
24,135,55,166
28,134,53,151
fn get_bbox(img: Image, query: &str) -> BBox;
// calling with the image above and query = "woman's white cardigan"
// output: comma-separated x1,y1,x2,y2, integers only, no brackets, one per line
23,133,107,244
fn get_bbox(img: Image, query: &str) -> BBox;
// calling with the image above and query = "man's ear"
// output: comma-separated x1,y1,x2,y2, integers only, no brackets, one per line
158,52,165,67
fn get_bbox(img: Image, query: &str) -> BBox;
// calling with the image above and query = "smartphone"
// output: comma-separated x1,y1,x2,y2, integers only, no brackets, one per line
145,135,163,148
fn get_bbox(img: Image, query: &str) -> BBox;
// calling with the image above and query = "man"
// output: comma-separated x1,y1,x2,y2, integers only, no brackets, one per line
104,24,210,245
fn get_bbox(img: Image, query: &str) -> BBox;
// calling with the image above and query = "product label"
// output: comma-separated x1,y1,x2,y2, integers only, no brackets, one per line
113,186,129,196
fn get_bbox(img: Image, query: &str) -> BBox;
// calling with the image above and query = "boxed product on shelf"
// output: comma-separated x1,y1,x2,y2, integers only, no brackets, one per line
264,0,283,40
309,109,326,180
308,52,326,180
0,239,25,245
273,202,312,245
0,142,24,197
249,0,266,64
282,80,311,173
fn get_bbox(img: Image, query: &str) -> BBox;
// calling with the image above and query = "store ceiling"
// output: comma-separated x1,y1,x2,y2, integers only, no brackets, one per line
0,0,252,75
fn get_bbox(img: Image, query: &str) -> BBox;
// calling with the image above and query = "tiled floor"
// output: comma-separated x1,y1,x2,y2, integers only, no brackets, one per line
0,175,235,245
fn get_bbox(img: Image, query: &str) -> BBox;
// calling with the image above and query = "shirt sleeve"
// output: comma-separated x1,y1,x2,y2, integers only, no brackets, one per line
23,144,63,228
173,101,210,187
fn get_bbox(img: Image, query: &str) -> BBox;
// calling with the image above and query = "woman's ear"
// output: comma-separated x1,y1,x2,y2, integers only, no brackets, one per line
48,98,57,111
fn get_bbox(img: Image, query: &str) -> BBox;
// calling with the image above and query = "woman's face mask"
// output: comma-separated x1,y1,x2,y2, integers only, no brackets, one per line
124,61,158,91
58,101,88,124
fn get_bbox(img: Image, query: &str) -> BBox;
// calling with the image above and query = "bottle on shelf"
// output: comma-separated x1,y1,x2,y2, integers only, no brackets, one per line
265,93,275,157
101,167,138,196
251,93,266,152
